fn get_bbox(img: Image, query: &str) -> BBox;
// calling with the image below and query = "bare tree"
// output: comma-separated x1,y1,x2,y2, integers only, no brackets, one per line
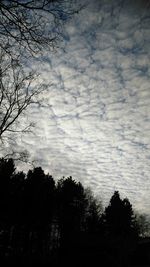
0,0,83,161
0,0,83,57
135,213,150,237
0,0,83,137
0,51,48,139
0,0,83,138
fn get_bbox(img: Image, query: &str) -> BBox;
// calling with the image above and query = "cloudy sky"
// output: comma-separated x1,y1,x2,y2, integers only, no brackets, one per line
13,0,150,214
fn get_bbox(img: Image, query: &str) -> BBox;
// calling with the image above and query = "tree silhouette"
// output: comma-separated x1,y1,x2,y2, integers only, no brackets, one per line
56,176,86,265
0,158,15,223
0,161,56,262
0,53,48,140
0,0,83,57
84,188,102,234
103,191,139,267
0,159,148,266
57,177,86,235
0,158,16,260
135,213,150,237
104,191,136,236
23,167,55,256
0,157,15,179
0,1,83,155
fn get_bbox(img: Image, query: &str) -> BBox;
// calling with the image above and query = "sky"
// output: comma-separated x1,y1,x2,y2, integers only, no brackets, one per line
6,0,150,214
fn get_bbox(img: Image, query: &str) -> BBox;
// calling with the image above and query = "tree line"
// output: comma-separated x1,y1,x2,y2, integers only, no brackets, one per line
0,157,149,266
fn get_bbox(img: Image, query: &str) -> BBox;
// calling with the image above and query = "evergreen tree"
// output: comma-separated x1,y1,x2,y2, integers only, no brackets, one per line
105,191,137,237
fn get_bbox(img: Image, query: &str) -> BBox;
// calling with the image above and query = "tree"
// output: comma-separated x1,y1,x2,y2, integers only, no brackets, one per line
104,191,137,236
24,167,55,255
56,177,86,245
0,0,83,157
103,191,138,266
56,177,87,266
0,159,56,260
84,188,103,234
0,0,83,57
135,213,150,237
57,177,86,230
25,167,55,225
0,157,15,217
0,52,47,140
0,157,16,255
0,157,15,179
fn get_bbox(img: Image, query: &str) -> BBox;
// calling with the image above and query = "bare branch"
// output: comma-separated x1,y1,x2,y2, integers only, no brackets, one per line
2,149,36,167
0,0,83,163
0,52,48,139
0,0,83,57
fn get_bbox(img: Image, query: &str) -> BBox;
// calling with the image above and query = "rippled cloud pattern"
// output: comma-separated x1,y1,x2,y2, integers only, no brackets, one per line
19,0,150,213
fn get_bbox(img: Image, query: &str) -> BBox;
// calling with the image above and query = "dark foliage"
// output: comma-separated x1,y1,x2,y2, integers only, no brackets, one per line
104,191,137,237
0,158,149,266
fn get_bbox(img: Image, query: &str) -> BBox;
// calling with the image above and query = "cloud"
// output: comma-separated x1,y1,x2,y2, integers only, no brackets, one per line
10,0,150,214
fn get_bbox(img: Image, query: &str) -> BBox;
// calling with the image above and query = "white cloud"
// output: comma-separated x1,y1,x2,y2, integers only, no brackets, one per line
11,0,150,214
